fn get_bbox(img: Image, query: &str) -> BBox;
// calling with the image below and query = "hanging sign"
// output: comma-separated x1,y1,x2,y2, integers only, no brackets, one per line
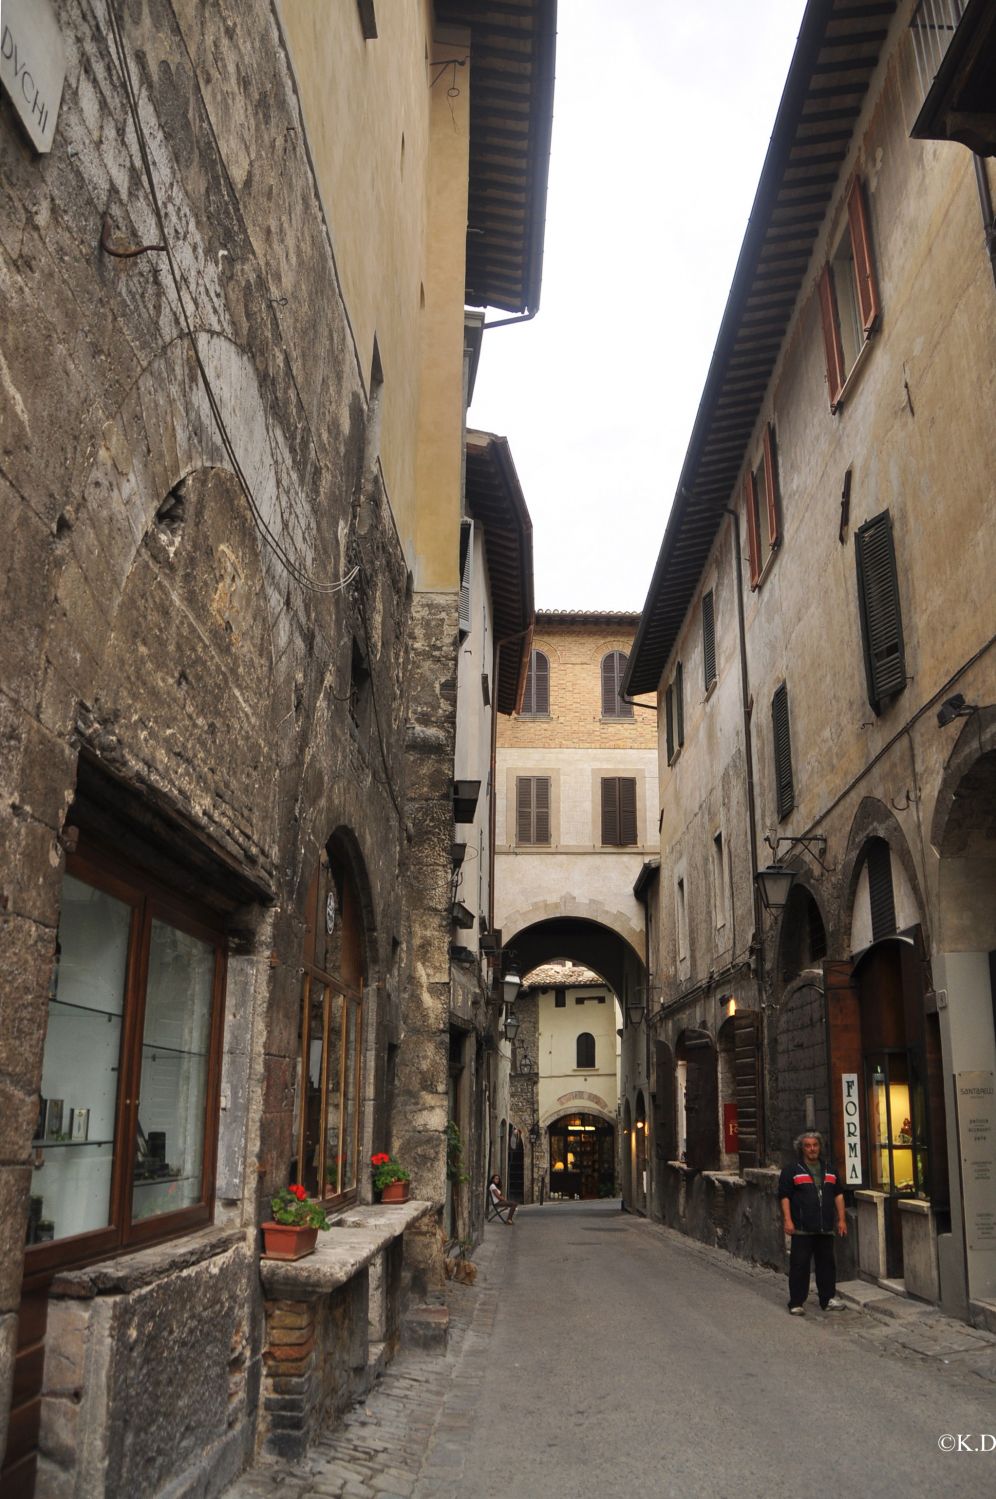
842,1072,863,1184
956,1071,995,1253
1,0,65,154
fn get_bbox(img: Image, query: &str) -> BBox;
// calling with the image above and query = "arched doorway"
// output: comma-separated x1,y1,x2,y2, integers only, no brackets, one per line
548,1113,615,1199
507,1129,525,1201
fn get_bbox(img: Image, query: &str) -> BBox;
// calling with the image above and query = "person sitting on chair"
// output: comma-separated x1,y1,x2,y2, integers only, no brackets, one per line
489,1173,516,1222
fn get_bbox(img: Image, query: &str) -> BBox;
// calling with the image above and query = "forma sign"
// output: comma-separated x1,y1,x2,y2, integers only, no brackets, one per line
1,0,65,154
842,1072,862,1184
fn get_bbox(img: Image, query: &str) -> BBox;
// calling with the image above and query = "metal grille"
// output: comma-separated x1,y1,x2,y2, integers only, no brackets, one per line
909,0,962,103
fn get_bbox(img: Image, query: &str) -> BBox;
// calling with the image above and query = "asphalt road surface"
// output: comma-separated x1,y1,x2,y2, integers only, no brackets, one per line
463,1200,995,1499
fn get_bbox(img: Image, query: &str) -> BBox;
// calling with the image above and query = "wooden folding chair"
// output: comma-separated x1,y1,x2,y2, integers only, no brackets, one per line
487,1192,512,1224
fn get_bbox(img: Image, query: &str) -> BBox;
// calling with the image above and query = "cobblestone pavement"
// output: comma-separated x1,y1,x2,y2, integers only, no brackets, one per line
224,1209,996,1499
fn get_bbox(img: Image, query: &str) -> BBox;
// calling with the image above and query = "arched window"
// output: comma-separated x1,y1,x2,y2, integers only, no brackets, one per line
521,649,550,716
576,1032,596,1069
601,652,632,718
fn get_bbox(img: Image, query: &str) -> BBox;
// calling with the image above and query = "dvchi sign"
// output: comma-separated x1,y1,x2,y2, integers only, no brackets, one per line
842,1073,863,1184
1,0,66,154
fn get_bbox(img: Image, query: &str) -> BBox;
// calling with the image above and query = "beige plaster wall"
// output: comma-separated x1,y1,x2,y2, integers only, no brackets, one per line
497,623,657,750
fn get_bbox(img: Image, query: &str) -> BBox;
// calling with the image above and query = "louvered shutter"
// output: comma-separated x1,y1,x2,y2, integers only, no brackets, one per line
772,683,795,821
533,651,549,714
744,473,761,589
654,1043,676,1162
763,423,780,550
516,777,533,844
458,519,473,635
855,512,906,712
733,1010,764,1170
665,686,675,763
847,177,880,334
601,777,619,845
619,778,637,845
823,960,862,1184
533,775,550,845
702,591,716,689
866,839,896,941
675,662,684,747
684,1038,719,1171
577,1033,595,1069
818,263,846,410
602,654,618,716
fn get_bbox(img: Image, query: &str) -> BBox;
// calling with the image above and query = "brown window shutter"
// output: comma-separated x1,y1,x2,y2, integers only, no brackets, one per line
733,1010,764,1170
619,777,637,845
847,176,880,334
577,1032,595,1069
823,959,862,1182
601,777,619,845
684,1039,719,1170
866,839,896,941
533,651,549,714
675,662,684,747
653,1042,677,1161
601,655,617,716
744,473,761,588
516,777,533,844
772,683,795,821
665,686,675,763
855,512,906,712
702,591,716,689
763,423,780,549
818,263,846,410
533,775,550,845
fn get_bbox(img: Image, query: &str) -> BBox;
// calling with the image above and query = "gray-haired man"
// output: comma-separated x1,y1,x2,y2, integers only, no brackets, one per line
778,1131,847,1315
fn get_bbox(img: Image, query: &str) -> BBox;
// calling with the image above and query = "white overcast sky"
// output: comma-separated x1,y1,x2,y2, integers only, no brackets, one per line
467,0,808,613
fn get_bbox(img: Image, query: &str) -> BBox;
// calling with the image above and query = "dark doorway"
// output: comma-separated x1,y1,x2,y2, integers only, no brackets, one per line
548,1113,615,1198
508,1131,525,1201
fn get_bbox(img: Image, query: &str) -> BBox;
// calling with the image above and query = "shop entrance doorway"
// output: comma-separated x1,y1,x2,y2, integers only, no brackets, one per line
548,1113,615,1199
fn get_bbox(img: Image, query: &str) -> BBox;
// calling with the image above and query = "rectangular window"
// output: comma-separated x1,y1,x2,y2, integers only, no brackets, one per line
520,650,549,716
675,662,684,748
676,877,688,961
745,425,781,588
601,777,638,847
702,591,716,691
554,987,566,1008
27,846,226,1270
665,684,675,764
458,518,473,636
712,832,726,930
772,682,795,821
516,776,551,846
819,177,880,411
855,511,907,713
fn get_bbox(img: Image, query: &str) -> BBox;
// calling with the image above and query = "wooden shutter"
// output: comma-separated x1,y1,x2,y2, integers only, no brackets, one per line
818,263,846,410
684,1037,719,1171
577,1033,595,1069
772,683,795,821
665,686,675,763
458,519,473,635
601,778,637,846
823,959,862,1183
601,777,619,845
522,651,549,715
654,1042,676,1162
763,423,780,550
619,777,637,845
533,776,550,844
744,473,761,589
516,777,532,844
847,176,880,334
733,1009,764,1170
602,652,631,718
702,591,716,689
855,512,906,711
867,839,896,941
675,662,684,747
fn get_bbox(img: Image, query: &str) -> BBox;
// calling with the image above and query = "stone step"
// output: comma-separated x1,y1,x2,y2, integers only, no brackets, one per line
401,1304,449,1354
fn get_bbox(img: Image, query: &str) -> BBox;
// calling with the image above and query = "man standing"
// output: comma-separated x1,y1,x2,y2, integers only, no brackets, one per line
778,1131,847,1315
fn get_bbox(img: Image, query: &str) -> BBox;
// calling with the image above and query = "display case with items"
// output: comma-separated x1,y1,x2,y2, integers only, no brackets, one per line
866,1051,928,1198
26,848,227,1268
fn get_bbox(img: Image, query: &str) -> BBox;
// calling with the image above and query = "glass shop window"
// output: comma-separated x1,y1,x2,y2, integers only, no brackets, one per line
293,854,364,1204
866,1051,928,1197
27,848,227,1267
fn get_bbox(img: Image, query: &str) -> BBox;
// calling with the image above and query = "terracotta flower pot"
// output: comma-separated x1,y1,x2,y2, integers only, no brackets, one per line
261,1222,319,1260
380,1181,410,1203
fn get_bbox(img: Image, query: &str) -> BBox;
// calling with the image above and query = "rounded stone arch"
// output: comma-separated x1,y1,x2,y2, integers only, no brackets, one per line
929,705,996,854
323,825,380,987
621,1097,634,1204
772,972,828,1161
501,901,646,999
929,706,996,953
839,797,927,948
775,878,828,987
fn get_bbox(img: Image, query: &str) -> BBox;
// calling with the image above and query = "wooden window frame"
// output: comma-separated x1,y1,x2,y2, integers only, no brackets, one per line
819,176,880,412
744,424,781,589
520,649,550,717
25,843,227,1277
600,776,638,847
516,775,552,846
601,651,633,720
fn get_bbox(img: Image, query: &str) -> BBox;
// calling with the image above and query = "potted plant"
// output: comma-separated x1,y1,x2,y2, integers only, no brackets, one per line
371,1152,411,1203
261,1184,331,1259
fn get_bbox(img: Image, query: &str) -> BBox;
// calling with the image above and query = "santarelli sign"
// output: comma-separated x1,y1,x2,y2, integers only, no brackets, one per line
1,0,65,154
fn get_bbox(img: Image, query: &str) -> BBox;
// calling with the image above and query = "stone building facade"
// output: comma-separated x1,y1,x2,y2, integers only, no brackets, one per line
495,612,658,1203
0,3,552,1494
624,0,996,1324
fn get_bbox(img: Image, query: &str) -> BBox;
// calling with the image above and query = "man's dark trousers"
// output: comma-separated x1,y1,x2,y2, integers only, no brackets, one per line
789,1233,836,1307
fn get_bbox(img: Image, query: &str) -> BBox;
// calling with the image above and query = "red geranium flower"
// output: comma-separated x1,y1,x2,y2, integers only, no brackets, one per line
289,1184,307,1201
370,1152,390,1167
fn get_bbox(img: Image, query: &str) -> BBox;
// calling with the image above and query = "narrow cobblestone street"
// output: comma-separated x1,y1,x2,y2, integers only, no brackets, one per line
227,1203,996,1499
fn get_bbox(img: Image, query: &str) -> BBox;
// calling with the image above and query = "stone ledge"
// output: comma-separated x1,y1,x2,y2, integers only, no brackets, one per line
259,1201,434,1300
896,1197,931,1215
742,1167,779,1189
50,1227,246,1298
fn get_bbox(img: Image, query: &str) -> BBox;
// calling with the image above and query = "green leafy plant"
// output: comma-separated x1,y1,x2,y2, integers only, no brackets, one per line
371,1153,410,1191
270,1184,331,1230
445,1121,469,1185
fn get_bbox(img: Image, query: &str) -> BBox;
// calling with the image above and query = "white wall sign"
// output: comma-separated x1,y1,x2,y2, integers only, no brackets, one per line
1,0,65,154
956,1071,996,1253
842,1072,863,1185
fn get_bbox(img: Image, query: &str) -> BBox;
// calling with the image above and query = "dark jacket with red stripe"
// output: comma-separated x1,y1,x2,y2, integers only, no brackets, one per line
777,1159,844,1234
